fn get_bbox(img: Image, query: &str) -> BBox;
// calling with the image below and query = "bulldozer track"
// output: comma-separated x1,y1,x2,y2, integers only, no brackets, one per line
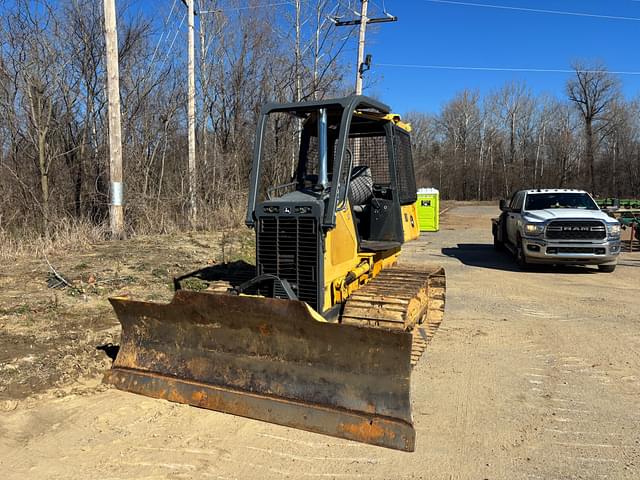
342,265,446,367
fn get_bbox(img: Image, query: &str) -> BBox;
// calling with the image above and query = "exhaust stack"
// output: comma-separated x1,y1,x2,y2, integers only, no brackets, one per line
318,108,329,189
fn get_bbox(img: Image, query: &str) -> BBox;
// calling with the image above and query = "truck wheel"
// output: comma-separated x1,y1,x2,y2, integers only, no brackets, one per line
493,233,503,251
598,264,616,273
515,239,529,270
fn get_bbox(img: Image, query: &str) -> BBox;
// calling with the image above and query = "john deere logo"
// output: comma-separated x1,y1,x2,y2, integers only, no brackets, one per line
284,207,291,214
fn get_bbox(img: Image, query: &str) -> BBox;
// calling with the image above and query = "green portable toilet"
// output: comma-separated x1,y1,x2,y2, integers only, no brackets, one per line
416,188,440,232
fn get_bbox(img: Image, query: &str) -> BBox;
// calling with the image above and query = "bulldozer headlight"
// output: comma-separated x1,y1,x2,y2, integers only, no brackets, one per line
524,223,544,235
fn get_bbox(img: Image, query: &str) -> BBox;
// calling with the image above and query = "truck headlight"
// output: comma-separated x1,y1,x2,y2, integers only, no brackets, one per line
607,223,621,237
524,223,544,235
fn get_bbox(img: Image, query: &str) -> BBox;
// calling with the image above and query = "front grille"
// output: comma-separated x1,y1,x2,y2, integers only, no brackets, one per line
257,216,320,311
545,221,606,240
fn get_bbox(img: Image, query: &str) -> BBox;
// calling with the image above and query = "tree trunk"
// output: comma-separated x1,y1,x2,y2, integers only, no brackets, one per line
585,119,596,193
38,131,49,238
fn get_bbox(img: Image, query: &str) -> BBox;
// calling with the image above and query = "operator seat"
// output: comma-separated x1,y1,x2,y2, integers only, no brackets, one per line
348,166,373,213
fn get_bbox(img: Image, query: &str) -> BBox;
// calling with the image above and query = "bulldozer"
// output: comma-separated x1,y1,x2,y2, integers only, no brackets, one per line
104,95,445,452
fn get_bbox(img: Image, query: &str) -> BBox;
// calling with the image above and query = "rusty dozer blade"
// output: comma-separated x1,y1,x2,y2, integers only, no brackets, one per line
104,290,416,451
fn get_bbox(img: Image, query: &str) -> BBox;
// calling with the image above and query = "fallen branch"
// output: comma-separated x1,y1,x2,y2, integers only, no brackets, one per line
44,255,74,289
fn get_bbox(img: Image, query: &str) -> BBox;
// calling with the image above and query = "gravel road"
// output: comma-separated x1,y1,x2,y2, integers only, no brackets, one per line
1,203,639,479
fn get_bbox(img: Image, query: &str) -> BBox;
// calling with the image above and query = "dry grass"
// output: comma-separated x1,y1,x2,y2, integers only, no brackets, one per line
0,199,248,261
0,218,109,261
123,193,248,236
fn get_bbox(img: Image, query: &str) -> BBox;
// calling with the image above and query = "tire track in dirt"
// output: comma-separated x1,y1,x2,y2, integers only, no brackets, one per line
517,316,640,479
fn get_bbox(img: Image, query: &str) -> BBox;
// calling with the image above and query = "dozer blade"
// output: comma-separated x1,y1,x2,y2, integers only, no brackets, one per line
104,290,415,451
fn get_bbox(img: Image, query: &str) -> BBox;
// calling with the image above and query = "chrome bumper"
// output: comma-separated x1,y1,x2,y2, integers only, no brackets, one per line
521,236,620,264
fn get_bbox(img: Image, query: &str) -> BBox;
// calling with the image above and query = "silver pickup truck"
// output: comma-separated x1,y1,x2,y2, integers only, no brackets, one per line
492,189,621,272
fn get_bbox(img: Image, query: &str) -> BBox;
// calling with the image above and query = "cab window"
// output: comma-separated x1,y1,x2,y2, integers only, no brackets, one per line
509,191,524,211
508,192,519,209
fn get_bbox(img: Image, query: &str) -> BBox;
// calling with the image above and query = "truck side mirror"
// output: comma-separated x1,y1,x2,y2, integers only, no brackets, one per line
499,199,508,212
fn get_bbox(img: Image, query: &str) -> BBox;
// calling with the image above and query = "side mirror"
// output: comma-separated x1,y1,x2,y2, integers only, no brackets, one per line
499,199,508,212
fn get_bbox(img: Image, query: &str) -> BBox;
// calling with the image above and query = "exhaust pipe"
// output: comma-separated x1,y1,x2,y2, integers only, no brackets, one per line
318,108,329,189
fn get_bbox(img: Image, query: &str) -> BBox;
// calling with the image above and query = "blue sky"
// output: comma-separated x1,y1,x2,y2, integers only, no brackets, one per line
361,0,640,114
126,0,639,115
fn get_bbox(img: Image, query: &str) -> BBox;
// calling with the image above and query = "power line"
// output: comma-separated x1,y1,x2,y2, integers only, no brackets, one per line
199,1,294,14
332,0,397,93
376,63,640,75
423,0,640,22
158,12,187,71
150,0,178,66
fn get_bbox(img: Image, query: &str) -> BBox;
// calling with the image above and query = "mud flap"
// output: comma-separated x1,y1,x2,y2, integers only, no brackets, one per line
104,290,415,451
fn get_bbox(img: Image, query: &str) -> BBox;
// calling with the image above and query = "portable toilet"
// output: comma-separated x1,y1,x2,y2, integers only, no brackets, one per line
416,188,440,232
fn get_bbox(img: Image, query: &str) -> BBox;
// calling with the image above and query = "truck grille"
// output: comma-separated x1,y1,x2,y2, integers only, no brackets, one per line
257,216,320,311
545,221,606,240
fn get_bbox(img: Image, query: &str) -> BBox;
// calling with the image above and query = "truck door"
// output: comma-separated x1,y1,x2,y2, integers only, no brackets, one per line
506,192,524,244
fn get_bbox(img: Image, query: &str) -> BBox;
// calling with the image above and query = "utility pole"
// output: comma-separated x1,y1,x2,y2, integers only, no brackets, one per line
181,0,197,226
103,0,124,238
187,0,197,226
355,0,368,95
332,1,397,94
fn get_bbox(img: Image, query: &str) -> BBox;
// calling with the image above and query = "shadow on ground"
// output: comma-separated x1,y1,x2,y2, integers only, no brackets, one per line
174,260,257,289
96,343,119,361
442,243,598,274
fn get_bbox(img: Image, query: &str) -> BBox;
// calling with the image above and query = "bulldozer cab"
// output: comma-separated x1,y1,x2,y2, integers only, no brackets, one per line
246,95,418,246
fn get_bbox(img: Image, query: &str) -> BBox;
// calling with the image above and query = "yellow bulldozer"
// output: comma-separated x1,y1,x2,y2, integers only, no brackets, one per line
104,95,445,452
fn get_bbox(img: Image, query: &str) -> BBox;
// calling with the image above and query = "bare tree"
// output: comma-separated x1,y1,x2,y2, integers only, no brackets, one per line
567,62,620,193
437,90,481,200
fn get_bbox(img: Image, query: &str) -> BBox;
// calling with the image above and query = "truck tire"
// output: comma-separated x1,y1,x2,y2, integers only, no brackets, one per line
515,239,529,270
493,233,504,251
598,264,616,273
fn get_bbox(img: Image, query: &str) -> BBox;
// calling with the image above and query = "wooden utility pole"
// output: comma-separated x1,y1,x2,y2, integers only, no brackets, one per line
103,0,124,238
187,0,197,226
355,0,368,95
332,1,397,94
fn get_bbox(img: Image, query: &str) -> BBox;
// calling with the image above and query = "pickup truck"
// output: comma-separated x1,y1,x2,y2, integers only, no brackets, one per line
492,189,621,272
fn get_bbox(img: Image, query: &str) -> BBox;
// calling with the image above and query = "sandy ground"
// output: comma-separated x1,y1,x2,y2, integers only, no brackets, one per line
1,203,639,479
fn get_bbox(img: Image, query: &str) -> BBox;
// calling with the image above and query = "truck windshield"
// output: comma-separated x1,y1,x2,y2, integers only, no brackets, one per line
525,193,599,211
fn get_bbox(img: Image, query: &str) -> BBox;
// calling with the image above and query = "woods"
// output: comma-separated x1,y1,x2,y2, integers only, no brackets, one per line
0,0,352,245
410,68,640,201
0,0,639,250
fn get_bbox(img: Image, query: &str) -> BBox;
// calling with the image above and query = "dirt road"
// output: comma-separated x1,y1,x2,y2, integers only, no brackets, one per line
1,204,639,479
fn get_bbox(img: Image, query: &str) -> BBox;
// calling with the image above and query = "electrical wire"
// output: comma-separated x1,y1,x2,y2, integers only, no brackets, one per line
376,63,640,75
199,1,294,14
423,0,640,22
150,0,178,67
158,12,187,71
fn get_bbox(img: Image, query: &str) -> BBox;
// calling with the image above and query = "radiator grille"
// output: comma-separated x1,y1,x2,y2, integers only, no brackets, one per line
257,216,320,310
545,221,606,240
